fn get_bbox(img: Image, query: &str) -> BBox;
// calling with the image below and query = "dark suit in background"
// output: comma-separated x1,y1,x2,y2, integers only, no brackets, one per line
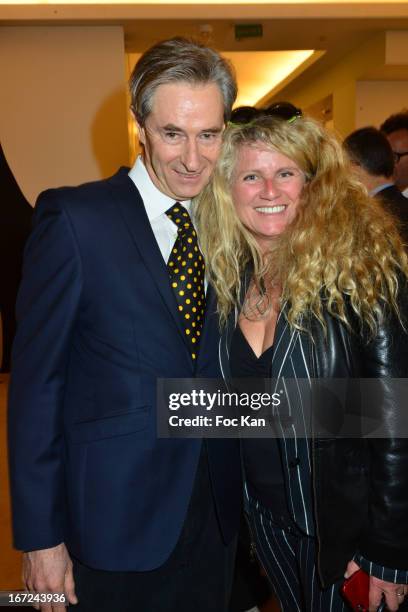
0,143,32,372
376,183,408,245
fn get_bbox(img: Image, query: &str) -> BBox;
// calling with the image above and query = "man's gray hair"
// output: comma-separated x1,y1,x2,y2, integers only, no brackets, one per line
129,37,237,125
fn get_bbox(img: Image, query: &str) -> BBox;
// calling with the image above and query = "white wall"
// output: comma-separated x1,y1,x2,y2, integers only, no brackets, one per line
0,26,130,205
355,80,408,131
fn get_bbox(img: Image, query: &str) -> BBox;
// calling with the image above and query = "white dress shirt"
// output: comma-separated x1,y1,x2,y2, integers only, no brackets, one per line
369,182,394,196
128,156,192,263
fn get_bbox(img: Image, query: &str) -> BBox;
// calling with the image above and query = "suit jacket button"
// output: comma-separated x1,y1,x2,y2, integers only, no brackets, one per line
289,457,300,468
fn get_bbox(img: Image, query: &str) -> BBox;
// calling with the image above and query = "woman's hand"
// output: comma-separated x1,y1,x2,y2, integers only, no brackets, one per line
345,559,407,611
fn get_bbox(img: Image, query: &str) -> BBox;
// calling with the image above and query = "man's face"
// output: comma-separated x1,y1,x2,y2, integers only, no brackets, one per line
386,129,408,191
137,82,225,201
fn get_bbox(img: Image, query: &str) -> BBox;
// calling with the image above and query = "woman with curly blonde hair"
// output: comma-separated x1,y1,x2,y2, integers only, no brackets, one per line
196,115,408,611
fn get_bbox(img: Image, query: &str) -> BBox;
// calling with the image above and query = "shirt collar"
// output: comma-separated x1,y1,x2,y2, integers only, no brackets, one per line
128,156,191,220
370,182,394,196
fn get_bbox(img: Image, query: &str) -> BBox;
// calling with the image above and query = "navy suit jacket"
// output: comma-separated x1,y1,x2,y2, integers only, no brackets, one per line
8,167,241,571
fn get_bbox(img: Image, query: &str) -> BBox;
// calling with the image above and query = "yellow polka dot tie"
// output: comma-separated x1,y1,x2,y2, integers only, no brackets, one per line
166,203,206,361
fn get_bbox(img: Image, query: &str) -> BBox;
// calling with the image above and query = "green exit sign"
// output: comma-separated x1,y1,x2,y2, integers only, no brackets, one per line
235,24,263,40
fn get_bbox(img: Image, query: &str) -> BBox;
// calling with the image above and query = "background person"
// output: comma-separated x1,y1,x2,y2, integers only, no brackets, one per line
344,125,408,244
8,37,241,612
196,115,408,611
381,110,408,198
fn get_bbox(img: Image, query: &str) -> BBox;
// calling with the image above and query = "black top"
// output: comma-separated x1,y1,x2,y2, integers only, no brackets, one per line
230,325,293,519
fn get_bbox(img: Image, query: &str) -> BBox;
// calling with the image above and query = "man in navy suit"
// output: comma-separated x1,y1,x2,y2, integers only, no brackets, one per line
8,37,241,612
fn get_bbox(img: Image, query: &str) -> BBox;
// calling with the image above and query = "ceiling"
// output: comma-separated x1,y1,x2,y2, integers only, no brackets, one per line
123,15,408,54
124,14,408,105
3,2,408,107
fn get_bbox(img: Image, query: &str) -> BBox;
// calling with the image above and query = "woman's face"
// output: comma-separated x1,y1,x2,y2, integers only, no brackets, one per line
231,144,306,253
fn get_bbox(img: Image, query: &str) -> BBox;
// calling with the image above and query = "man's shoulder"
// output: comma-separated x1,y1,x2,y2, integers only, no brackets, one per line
380,184,407,206
35,167,133,213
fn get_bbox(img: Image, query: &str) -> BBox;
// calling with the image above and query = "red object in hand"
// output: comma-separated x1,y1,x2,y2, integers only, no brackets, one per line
341,568,369,611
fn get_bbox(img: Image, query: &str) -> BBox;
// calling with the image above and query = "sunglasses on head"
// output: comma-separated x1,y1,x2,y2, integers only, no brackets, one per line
230,102,303,126
265,102,303,122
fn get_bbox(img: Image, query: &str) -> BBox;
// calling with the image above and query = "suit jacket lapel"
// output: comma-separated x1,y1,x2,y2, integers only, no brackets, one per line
108,169,188,346
219,305,237,383
197,284,216,352
271,304,298,379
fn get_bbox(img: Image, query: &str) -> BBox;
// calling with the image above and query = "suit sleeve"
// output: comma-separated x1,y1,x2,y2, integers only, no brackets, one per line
357,289,408,571
8,189,83,552
354,553,408,583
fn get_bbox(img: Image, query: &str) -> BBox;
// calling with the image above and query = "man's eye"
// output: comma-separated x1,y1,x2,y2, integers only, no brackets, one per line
200,132,217,140
164,131,181,140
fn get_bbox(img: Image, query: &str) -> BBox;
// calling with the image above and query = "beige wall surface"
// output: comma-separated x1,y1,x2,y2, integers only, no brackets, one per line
0,26,130,205
272,33,387,138
355,80,408,130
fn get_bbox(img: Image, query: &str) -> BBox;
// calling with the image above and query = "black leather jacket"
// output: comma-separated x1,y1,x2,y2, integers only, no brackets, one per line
220,291,408,587
307,301,408,586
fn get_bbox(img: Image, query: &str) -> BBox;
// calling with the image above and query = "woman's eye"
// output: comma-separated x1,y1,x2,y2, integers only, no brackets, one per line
243,174,257,181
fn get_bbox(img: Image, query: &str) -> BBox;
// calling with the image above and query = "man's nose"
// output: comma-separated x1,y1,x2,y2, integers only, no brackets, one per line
180,139,200,171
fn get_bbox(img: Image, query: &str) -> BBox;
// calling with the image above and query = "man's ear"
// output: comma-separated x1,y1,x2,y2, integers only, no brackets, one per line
130,108,146,150
135,118,146,147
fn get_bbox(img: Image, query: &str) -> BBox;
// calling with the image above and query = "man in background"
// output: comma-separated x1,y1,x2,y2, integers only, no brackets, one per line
381,110,408,198
344,125,408,243
8,37,241,612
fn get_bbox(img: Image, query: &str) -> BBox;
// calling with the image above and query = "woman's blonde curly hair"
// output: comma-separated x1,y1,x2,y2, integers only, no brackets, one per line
195,115,408,335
